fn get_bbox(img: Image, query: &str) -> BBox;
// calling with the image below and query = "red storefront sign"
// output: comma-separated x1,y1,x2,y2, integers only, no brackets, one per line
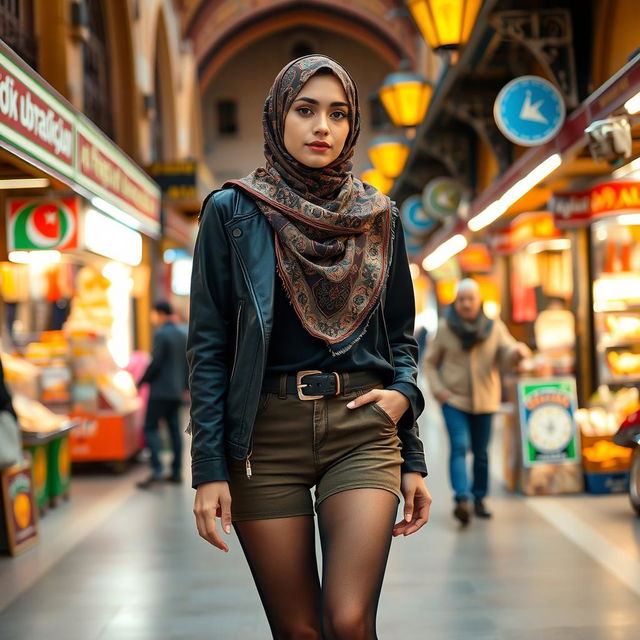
0,41,160,236
458,244,493,272
0,69,74,176
164,209,197,249
491,212,560,254
551,182,640,228
77,128,160,232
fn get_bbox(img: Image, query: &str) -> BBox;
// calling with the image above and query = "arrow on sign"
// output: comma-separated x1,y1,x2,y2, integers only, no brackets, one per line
520,91,548,124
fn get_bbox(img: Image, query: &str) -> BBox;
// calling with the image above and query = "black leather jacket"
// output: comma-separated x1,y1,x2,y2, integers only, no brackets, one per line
187,188,427,488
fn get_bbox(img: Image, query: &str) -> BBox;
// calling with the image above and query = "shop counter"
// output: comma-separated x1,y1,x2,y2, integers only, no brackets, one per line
69,408,143,469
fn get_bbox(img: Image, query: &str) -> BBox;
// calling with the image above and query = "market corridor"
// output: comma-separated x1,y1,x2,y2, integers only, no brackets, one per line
1,400,639,640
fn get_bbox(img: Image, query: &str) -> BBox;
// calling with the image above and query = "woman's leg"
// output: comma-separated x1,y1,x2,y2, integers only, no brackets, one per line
317,488,398,640
441,404,471,500
234,516,322,639
469,412,493,501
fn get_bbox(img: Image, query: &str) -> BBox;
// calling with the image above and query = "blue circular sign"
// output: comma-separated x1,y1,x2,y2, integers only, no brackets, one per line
400,195,436,237
494,76,565,146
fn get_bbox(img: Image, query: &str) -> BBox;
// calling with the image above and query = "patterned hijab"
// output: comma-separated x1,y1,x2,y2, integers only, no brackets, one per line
226,55,392,355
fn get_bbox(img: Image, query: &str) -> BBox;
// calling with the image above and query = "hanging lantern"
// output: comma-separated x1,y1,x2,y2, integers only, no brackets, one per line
379,70,433,127
367,135,410,179
406,0,483,52
361,167,393,194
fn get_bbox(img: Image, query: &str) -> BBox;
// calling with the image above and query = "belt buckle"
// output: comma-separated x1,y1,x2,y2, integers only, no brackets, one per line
332,372,341,396
296,370,324,401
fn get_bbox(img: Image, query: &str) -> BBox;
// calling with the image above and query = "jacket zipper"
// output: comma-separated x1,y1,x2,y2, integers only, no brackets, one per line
229,231,268,479
245,449,253,478
245,432,254,478
229,301,243,380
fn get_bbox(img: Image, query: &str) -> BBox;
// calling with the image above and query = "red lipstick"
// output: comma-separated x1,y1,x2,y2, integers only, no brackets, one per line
307,140,331,152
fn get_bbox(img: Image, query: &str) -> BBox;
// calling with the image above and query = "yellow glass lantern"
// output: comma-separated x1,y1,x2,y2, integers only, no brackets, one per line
379,70,433,127
367,136,410,179
406,0,483,51
361,167,393,194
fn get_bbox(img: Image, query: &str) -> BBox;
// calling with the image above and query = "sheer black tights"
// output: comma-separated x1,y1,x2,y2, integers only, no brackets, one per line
234,489,398,640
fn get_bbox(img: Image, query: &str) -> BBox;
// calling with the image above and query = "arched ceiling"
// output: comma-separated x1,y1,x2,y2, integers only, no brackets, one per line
181,0,418,89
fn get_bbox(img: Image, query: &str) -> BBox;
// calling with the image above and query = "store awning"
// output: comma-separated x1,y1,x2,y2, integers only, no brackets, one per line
0,40,161,237
163,207,197,252
421,51,640,260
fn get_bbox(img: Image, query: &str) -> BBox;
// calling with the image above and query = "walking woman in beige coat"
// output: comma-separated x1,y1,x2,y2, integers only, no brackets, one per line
424,279,529,524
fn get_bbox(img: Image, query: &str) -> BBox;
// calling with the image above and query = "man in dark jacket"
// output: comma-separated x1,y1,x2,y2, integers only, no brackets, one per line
137,301,188,488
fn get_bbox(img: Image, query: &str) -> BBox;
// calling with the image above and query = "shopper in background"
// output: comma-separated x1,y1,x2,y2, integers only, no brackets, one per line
424,279,530,525
137,301,188,489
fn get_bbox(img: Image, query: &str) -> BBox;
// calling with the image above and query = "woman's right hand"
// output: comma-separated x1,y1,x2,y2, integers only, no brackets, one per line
193,481,232,552
436,390,452,404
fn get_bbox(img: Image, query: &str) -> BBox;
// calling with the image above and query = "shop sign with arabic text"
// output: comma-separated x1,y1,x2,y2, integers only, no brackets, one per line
551,182,640,228
0,42,160,236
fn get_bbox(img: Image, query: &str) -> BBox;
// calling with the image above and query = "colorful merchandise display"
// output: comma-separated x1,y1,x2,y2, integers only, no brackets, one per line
0,456,39,556
575,386,639,493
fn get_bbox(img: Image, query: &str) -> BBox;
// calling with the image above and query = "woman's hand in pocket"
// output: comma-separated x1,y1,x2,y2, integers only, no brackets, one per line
346,388,409,424
194,481,232,552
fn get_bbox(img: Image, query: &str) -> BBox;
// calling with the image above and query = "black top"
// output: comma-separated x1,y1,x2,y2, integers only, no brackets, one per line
265,226,418,407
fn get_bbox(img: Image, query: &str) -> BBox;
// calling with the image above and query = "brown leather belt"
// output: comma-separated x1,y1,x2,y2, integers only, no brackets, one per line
261,370,382,401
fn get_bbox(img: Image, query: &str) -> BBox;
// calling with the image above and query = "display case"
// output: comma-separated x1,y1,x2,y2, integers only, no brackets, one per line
592,218,640,385
66,330,143,465
574,386,638,493
4,329,143,468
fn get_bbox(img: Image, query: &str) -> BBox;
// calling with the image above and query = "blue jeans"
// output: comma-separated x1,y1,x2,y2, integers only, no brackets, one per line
441,404,493,502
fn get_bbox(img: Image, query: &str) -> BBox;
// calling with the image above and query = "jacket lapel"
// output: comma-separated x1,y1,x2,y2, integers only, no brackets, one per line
227,212,275,340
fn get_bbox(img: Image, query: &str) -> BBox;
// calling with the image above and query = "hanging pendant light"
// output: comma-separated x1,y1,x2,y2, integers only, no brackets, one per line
361,166,394,194
379,68,433,127
406,0,483,52
367,135,410,180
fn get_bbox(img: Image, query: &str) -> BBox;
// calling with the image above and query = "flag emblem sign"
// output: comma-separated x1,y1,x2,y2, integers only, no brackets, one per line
8,198,79,251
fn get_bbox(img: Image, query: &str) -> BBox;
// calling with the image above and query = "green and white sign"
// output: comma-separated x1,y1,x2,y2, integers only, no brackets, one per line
517,377,580,467
422,178,463,220
0,40,160,236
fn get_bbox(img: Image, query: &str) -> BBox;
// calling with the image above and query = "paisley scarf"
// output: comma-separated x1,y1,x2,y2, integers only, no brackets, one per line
225,55,392,355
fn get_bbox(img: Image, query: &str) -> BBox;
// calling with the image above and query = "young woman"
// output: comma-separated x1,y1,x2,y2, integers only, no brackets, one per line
188,55,431,640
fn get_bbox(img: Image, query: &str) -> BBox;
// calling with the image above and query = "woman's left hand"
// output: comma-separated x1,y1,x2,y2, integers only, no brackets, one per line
393,473,432,537
346,388,410,424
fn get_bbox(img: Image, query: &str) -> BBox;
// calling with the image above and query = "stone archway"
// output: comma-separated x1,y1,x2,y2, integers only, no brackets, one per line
187,0,418,90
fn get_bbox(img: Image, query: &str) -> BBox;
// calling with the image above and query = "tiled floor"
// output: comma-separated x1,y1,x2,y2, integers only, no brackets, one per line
1,395,640,639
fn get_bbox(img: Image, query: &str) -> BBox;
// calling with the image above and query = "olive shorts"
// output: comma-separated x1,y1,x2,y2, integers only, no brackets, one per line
227,383,403,521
